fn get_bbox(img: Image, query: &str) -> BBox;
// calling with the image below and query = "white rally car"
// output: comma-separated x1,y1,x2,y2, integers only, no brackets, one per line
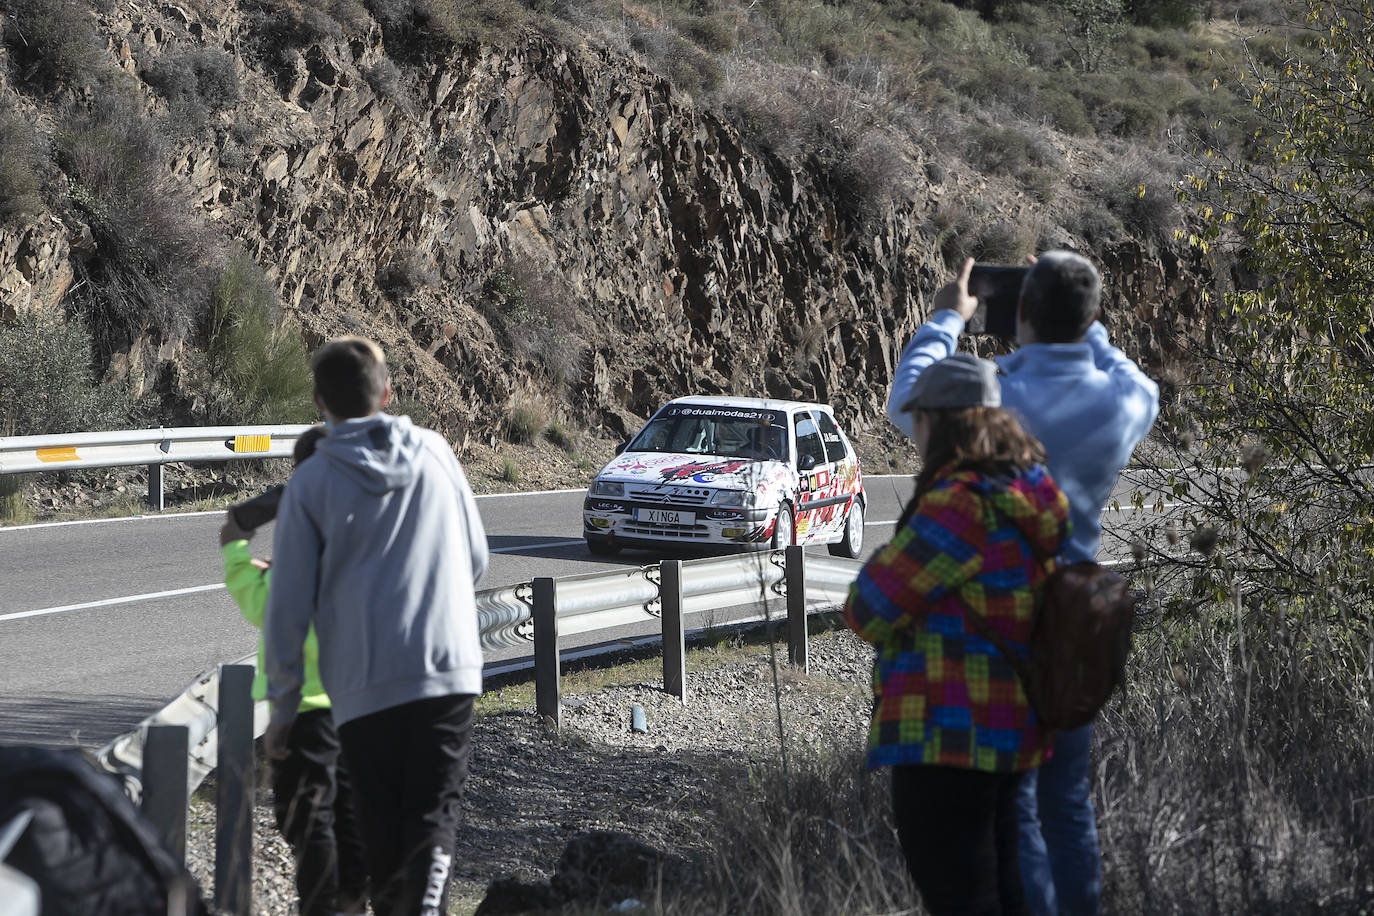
583,397,865,557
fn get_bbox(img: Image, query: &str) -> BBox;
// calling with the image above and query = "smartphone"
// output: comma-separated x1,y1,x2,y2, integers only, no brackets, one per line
966,265,1027,339
229,485,284,532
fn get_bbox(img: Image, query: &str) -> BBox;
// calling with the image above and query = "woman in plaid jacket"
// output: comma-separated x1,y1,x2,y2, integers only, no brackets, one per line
845,354,1069,916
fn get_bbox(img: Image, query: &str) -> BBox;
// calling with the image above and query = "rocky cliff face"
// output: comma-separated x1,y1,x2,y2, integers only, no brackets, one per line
0,4,1200,458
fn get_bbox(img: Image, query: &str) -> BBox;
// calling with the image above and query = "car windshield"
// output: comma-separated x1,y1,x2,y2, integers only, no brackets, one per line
628,405,790,461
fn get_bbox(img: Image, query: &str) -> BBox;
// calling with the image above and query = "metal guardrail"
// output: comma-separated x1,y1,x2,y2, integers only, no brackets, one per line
97,548,862,797
0,425,312,510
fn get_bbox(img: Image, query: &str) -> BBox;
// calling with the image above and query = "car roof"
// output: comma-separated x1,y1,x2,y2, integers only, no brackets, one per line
663,396,835,413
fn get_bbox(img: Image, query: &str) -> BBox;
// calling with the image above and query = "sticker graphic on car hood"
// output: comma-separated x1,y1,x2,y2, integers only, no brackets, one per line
598,452,790,488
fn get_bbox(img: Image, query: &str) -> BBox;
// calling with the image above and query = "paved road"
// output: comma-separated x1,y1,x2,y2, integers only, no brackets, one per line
0,471,1171,748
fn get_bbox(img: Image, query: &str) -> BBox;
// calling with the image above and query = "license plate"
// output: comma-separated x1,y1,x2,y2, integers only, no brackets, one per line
636,508,694,525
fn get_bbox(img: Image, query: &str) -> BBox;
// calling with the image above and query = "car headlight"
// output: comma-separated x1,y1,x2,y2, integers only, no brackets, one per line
590,479,625,497
709,489,757,507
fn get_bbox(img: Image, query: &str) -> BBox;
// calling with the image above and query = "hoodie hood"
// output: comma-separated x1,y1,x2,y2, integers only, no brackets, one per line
316,412,425,494
948,463,1070,562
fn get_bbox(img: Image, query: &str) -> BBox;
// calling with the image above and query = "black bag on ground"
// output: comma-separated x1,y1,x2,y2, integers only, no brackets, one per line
0,746,208,916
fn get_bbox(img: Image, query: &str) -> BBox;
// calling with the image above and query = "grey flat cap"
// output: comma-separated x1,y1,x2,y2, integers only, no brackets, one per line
900,353,1001,411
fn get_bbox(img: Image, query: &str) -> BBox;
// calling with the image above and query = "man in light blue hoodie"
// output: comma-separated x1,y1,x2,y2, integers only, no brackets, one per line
263,336,489,916
887,253,1159,916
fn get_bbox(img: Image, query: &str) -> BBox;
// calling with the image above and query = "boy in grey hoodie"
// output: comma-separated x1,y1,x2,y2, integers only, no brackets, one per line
263,336,489,916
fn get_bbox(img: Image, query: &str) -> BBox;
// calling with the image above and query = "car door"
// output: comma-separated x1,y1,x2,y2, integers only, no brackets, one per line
814,409,861,539
791,409,836,545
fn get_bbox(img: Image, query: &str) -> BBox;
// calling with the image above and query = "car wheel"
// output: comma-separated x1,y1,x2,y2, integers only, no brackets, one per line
586,536,621,556
828,498,864,558
771,504,794,549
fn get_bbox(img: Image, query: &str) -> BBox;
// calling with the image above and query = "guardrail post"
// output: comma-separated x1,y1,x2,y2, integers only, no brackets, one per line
215,664,254,916
785,545,808,672
141,724,188,861
660,559,687,704
147,463,165,511
534,577,560,729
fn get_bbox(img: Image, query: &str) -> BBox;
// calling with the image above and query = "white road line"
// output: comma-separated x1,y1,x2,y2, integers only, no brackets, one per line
490,540,579,554
865,519,898,526
475,488,584,500
0,510,226,533
1,583,227,623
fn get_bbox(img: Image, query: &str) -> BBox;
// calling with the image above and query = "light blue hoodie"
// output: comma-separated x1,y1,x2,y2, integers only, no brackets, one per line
887,309,1159,564
263,413,489,727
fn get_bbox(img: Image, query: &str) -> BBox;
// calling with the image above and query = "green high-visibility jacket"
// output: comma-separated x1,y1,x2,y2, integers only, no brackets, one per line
221,540,330,712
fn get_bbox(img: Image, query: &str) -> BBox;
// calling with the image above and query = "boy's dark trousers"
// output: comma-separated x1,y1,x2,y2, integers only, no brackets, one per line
338,694,475,916
272,707,369,916
891,764,1029,916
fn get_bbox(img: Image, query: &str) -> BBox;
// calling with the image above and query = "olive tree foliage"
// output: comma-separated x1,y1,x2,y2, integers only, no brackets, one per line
1150,0,1374,625
0,309,124,437
196,252,315,424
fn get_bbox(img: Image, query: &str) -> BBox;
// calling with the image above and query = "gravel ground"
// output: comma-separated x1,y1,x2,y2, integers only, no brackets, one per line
184,626,876,914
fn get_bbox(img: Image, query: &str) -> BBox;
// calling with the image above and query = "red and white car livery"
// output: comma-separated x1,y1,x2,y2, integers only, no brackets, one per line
583,397,865,557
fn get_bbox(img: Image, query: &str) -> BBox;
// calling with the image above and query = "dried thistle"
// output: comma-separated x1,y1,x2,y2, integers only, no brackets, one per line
1166,519,1180,546
1131,538,1148,563
1190,525,1219,557
1242,444,1268,477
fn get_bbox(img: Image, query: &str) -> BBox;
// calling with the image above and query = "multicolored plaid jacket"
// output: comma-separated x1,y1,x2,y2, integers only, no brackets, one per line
844,462,1070,773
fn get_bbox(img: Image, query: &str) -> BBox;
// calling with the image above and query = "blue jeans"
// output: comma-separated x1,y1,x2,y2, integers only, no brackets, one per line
1016,724,1101,916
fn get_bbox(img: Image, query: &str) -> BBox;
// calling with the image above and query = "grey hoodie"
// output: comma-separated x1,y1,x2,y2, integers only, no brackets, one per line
263,413,489,727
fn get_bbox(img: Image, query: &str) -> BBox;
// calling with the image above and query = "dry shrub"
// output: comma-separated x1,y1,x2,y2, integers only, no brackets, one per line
503,399,545,445
675,747,914,915
1087,151,1182,245
0,107,45,225
717,60,906,224
481,260,586,388
376,254,436,302
1,0,103,88
56,96,223,353
365,0,525,58
142,46,241,134
963,122,1060,181
1096,602,1374,912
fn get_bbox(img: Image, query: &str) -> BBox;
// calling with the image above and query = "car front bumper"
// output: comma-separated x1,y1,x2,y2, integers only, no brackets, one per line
582,496,780,548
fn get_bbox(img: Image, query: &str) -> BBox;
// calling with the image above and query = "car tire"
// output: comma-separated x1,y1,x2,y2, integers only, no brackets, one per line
586,536,621,556
771,504,795,549
828,498,864,558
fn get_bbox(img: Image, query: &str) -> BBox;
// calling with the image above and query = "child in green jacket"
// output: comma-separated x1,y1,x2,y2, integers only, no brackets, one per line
220,426,367,916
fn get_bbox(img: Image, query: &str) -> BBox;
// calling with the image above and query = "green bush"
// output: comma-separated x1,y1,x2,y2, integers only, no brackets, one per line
497,456,520,484
0,110,44,225
0,309,124,437
56,96,221,353
201,252,315,424
1,0,103,89
1036,86,1093,136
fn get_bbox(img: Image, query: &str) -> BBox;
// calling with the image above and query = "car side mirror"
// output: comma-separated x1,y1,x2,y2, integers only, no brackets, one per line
799,454,817,471
614,441,629,455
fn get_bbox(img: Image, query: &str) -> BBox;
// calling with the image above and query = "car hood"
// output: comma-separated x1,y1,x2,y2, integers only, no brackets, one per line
596,452,792,490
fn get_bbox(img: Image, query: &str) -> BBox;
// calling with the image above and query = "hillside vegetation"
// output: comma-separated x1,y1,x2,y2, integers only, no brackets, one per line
0,0,1277,466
